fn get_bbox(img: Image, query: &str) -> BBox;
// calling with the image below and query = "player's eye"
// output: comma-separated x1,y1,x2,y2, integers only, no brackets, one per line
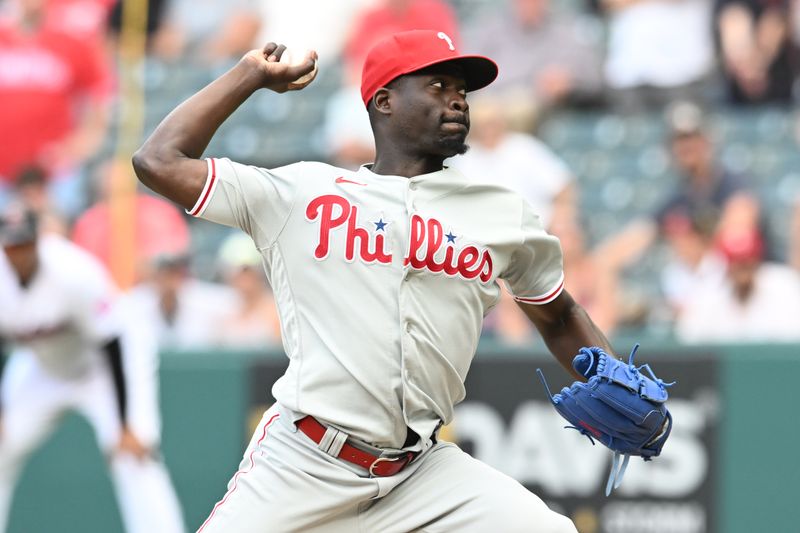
430,81,444,89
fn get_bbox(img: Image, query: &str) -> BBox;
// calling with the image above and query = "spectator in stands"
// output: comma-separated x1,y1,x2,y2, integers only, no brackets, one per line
464,0,604,129
71,159,191,282
150,0,260,63
125,254,238,350
601,102,756,316
676,226,800,342
600,0,715,112
447,96,576,230
212,232,281,349
0,0,112,217
342,0,460,84
716,0,799,104
659,210,727,317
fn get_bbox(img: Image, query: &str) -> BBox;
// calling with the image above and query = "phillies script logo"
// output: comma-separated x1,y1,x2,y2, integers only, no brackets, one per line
305,195,493,282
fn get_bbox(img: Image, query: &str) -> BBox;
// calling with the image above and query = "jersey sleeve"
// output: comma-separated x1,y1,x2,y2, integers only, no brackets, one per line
502,199,565,305
186,157,297,248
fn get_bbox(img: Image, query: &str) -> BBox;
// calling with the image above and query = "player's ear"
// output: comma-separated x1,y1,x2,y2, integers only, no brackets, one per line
373,88,392,115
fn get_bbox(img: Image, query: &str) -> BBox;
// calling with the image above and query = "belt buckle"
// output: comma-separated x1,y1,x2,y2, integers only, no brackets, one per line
368,456,401,477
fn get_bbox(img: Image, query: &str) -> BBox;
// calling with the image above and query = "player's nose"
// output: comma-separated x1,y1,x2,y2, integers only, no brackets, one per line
448,92,468,113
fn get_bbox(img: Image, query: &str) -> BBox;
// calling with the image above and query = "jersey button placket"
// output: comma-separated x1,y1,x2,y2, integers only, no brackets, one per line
398,180,414,427
407,180,417,212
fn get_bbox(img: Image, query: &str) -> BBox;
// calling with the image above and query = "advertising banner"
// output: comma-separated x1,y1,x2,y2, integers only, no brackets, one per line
449,355,719,533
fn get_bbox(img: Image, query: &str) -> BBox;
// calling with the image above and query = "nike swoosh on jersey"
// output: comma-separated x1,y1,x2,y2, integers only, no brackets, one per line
335,176,367,186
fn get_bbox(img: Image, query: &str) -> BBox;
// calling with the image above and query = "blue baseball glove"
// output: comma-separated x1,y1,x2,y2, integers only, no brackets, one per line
537,345,674,496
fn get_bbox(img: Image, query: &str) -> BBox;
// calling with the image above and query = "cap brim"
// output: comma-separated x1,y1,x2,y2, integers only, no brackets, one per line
405,54,498,93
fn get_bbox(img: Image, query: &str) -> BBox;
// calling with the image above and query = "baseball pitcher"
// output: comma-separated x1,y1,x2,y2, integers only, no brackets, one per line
133,30,672,532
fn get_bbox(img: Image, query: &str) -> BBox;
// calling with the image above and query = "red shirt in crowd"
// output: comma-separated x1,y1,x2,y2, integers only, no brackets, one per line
72,194,191,276
0,18,110,183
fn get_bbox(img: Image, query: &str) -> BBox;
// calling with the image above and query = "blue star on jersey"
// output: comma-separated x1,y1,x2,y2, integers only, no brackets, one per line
374,218,388,232
445,232,457,244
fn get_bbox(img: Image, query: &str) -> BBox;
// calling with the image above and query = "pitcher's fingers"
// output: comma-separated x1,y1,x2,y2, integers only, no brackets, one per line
262,42,277,59
270,44,287,62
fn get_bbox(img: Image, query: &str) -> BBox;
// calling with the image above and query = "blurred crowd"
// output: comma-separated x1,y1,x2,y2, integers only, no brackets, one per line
3,0,800,350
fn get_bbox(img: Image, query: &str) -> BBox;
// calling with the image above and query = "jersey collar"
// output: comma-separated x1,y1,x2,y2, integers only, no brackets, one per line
357,164,464,184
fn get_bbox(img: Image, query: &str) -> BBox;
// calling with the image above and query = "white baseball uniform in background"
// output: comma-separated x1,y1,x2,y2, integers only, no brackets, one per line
0,235,185,533
191,157,576,533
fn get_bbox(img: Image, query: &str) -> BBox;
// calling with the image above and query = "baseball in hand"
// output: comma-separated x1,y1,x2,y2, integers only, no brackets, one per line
279,48,318,84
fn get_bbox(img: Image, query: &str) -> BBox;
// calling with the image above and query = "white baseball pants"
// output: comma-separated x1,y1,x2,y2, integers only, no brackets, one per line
198,404,577,533
0,351,185,533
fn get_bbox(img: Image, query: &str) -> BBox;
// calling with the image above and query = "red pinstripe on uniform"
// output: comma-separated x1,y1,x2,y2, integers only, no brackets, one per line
513,278,565,305
197,413,280,532
189,158,217,217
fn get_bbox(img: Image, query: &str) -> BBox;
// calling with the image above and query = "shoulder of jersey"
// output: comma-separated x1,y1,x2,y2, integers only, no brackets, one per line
455,168,525,202
270,161,345,179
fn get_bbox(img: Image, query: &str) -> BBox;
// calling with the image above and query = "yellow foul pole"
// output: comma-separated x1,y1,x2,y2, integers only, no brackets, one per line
109,0,149,289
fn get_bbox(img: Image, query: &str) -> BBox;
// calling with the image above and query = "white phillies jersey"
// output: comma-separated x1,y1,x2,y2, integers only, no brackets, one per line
190,158,564,448
0,235,120,379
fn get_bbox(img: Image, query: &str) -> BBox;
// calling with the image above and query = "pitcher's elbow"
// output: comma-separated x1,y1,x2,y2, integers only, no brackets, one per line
131,149,150,180
131,148,165,188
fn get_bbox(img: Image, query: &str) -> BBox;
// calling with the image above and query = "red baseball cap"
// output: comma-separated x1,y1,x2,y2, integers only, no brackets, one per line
360,30,498,107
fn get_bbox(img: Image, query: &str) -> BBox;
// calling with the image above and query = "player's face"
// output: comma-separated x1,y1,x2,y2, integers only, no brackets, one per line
389,65,470,158
2,241,38,283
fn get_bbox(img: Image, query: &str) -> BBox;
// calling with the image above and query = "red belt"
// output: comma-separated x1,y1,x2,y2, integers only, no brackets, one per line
296,416,416,477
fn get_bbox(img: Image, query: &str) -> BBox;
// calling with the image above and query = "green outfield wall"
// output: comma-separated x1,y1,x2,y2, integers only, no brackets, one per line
7,344,799,533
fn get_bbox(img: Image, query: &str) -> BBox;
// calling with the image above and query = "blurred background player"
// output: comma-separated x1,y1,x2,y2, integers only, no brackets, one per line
0,205,185,533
